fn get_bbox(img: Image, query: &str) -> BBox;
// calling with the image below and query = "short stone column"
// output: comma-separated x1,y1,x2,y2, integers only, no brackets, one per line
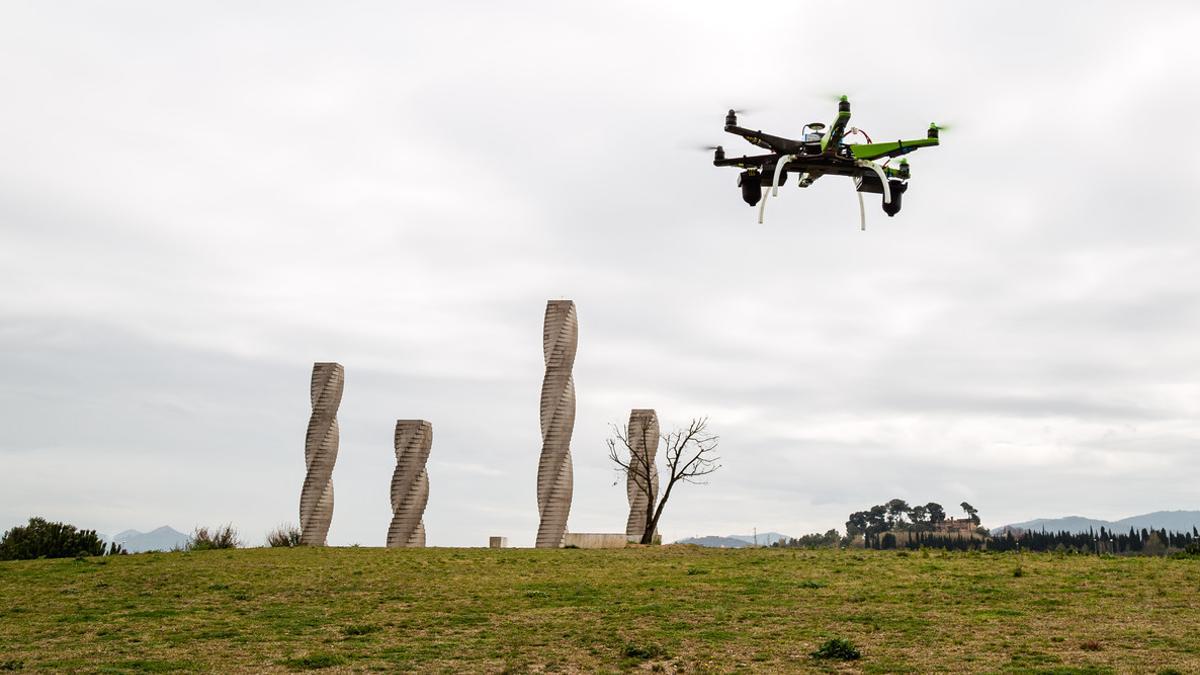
625,408,660,540
388,420,432,547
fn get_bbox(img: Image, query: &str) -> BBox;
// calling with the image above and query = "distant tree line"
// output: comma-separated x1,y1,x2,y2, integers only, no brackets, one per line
772,529,841,549
774,523,1199,555
864,525,1199,554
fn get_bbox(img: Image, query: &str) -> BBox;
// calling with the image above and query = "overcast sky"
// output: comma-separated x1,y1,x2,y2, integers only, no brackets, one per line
2,2,1199,546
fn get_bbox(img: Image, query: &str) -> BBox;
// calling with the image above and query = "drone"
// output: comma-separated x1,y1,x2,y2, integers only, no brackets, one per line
711,96,942,228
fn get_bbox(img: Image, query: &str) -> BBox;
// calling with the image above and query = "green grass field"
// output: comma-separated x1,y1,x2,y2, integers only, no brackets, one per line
2,546,1198,673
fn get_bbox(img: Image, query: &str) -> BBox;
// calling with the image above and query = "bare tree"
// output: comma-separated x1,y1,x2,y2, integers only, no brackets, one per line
607,417,721,544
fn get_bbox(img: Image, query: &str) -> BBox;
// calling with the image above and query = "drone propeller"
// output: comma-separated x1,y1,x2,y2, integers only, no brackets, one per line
721,105,763,127
929,122,954,131
816,92,852,104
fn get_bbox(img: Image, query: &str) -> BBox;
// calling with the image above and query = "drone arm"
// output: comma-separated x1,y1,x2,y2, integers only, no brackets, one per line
713,153,773,169
723,125,800,153
821,99,852,152
850,137,938,162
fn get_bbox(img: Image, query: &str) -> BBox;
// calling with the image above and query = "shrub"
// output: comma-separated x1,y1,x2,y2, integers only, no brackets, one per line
0,517,110,561
280,654,347,670
187,525,240,551
811,637,861,661
622,643,668,660
266,523,302,547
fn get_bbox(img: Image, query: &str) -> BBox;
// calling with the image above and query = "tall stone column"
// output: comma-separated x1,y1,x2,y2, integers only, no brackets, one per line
388,420,432,547
625,408,660,539
536,300,577,548
300,362,343,546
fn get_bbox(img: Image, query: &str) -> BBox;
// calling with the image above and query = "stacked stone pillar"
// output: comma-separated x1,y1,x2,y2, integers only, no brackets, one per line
300,362,343,546
388,420,432,547
535,300,577,548
625,408,660,540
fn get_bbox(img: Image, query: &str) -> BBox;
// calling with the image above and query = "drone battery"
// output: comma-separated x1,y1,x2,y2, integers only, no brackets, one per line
737,170,788,188
855,172,885,194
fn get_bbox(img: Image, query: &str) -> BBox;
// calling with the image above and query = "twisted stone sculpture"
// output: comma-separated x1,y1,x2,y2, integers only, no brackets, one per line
625,408,660,539
535,300,577,548
300,362,343,546
388,420,432,547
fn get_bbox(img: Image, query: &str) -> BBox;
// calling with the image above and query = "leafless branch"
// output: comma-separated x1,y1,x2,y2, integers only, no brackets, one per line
607,416,722,544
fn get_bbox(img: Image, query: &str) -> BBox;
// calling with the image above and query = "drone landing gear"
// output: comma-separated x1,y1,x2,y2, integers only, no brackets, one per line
755,155,796,224
855,160,891,206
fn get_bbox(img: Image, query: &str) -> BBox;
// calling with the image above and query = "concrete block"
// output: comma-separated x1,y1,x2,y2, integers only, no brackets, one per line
562,533,628,549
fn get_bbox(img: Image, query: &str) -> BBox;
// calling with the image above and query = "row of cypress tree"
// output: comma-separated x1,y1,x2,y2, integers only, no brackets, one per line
869,526,1200,554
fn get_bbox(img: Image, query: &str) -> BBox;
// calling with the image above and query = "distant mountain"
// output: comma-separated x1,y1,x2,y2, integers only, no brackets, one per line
674,532,791,548
728,532,790,546
993,511,1200,536
106,526,189,552
675,535,752,548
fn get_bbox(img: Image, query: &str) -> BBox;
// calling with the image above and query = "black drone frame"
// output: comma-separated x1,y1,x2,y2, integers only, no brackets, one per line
711,97,940,228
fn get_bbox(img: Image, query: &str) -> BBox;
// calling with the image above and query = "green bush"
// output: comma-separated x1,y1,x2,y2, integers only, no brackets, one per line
812,637,861,661
266,524,302,547
279,653,346,670
622,643,667,660
187,525,240,551
0,517,112,561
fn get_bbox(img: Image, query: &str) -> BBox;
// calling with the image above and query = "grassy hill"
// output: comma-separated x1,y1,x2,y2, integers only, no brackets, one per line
1,546,1198,672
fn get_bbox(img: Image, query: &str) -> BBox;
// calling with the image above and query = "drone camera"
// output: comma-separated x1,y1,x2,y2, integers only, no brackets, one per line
737,170,762,206
882,181,907,217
